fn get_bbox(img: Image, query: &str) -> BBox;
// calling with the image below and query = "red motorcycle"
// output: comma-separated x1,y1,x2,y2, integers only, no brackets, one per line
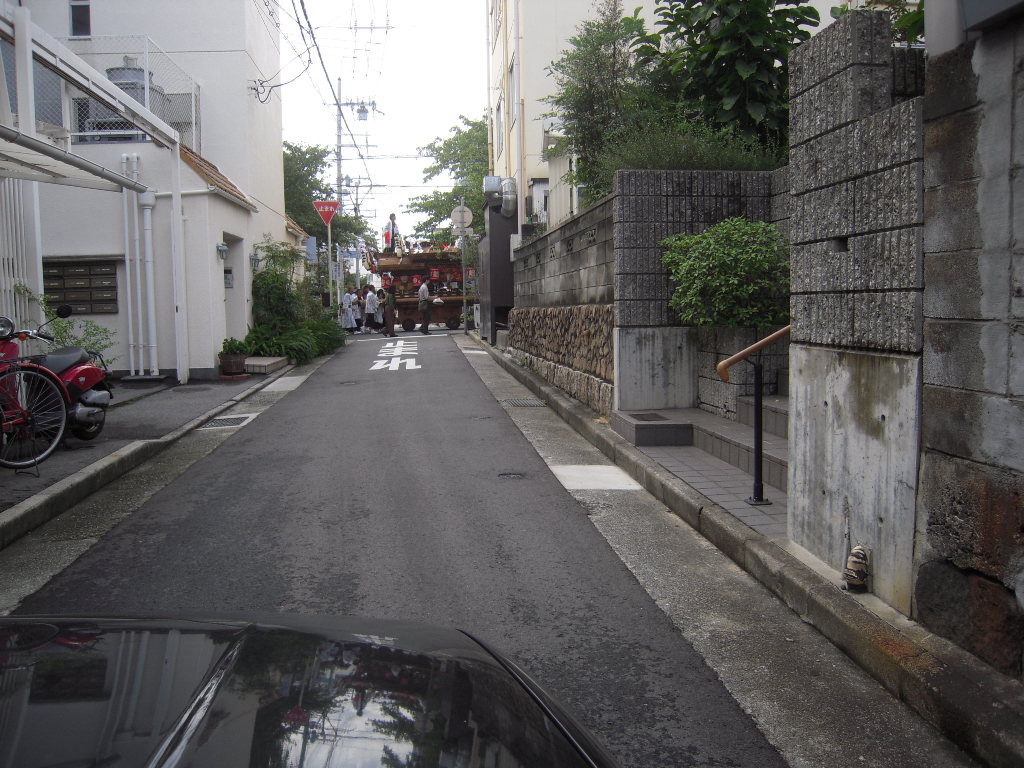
0,305,112,469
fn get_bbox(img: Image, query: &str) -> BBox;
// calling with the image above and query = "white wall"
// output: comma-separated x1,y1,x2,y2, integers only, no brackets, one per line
21,0,286,378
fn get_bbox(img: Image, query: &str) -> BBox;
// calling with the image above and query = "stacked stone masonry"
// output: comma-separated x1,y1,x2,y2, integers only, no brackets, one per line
507,305,613,383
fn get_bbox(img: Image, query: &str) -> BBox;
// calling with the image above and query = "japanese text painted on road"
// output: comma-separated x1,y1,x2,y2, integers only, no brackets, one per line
370,340,421,371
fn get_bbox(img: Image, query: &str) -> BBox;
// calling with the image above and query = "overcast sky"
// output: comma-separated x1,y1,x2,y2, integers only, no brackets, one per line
278,0,489,240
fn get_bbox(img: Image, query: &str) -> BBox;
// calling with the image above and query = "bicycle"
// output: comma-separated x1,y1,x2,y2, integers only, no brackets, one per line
0,315,70,470
0,362,68,469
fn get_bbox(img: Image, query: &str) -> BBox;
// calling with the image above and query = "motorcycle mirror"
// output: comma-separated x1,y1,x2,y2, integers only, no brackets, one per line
56,304,73,318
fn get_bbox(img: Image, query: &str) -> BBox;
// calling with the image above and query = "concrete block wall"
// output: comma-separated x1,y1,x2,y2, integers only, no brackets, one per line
787,11,926,614
696,326,789,419
917,24,1024,680
612,169,773,329
509,169,777,415
612,169,777,413
513,199,614,308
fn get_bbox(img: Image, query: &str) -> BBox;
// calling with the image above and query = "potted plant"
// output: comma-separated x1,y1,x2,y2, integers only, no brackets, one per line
219,337,248,375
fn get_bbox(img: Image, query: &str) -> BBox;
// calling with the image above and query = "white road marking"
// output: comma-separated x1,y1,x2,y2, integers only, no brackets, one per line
264,375,309,392
462,350,488,355
549,465,643,490
370,358,422,371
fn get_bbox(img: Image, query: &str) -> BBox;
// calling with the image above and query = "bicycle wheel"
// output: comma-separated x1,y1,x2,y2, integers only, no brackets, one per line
0,369,67,469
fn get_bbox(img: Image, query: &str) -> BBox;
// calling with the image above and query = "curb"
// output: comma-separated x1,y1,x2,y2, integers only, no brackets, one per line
0,364,297,551
473,337,1024,768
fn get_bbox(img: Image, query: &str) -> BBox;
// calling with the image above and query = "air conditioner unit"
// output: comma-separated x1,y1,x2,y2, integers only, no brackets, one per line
483,175,502,201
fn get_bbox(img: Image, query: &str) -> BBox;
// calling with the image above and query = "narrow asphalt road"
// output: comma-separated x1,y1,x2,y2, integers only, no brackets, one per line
13,331,786,768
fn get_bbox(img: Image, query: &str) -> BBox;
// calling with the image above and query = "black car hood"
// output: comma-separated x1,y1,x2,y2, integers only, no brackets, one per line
0,614,614,768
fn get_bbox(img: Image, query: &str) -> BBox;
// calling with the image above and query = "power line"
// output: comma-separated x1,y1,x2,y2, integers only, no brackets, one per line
296,0,374,183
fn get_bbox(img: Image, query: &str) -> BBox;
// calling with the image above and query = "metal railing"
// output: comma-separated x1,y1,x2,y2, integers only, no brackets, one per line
716,325,791,505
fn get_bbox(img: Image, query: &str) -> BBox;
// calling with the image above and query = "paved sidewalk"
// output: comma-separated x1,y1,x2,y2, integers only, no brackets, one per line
0,369,292,547
472,335,1024,768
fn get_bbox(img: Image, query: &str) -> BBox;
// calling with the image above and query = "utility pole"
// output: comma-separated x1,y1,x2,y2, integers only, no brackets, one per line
337,78,360,290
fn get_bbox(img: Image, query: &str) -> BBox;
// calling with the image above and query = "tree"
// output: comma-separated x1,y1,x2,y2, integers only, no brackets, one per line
544,0,651,202
405,115,488,240
282,141,367,245
633,0,819,148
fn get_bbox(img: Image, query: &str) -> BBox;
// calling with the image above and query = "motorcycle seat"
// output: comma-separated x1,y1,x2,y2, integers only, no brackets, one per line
38,347,90,373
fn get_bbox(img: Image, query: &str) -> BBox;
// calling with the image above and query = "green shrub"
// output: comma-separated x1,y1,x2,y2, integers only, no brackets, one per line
220,337,248,355
593,119,780,199
661,217,789,327
13,284,118,363
244,320,344,363
303,316,346,355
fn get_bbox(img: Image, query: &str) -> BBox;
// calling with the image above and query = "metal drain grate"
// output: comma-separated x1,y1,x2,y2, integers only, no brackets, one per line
499,472,526,479
200,414,258,430
503,398,547,408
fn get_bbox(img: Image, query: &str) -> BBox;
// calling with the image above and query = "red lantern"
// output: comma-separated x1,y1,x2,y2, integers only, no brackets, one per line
411,275,422,287
382,275,392,287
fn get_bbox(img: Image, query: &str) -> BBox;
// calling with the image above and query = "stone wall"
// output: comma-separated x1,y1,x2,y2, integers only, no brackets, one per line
507,305,614,415
510,170,778,415
787,11,926,614
917,25,1024,679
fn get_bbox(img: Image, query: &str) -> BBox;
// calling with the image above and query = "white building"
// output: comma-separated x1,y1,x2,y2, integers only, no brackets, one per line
1,0,298,381
487,0,844,231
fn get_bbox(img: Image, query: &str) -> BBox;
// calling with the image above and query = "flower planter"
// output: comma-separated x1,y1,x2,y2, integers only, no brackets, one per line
219,352,247,376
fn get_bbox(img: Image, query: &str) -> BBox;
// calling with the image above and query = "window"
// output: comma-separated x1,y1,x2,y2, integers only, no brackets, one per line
509,59,518,125
495,95,504,157
491,0,503,46
70,0,91,37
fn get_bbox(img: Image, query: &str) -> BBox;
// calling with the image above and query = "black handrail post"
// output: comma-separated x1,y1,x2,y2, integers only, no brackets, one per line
747,358,771,506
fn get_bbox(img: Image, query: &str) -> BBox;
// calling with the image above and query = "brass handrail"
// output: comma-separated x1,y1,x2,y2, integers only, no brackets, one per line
716,325,792,382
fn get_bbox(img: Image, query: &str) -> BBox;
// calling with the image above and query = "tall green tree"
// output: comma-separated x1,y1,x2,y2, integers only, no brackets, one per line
282,141,366,245
633,0,819,147
405,115,488,240
544,0,651,202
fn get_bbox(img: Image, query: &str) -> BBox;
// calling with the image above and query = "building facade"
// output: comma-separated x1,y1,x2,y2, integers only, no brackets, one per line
2,0,296,381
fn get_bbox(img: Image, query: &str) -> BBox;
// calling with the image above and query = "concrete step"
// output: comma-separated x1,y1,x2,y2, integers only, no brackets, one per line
737,395,790,439
611,408,789,492
244,356,287,374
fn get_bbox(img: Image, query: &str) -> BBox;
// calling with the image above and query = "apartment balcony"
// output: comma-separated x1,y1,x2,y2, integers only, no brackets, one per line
62,35,200,151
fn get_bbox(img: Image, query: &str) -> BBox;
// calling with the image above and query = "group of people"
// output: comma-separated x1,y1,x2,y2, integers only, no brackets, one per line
339,213,432,336
339,277,436,337
341,284,398,338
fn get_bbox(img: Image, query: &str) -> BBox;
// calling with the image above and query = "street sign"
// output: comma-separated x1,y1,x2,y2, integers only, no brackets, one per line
450,205,473,228
313,200,341,227
452,226,472,236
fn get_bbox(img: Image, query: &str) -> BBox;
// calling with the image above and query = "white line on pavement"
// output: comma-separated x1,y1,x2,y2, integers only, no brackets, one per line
548,465,643,491
264,375,309,392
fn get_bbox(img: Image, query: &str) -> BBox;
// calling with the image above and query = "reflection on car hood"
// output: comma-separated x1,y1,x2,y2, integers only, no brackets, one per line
0,614,615,768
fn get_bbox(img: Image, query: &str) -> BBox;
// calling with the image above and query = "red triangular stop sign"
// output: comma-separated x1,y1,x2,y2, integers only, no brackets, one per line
313,200,341,227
